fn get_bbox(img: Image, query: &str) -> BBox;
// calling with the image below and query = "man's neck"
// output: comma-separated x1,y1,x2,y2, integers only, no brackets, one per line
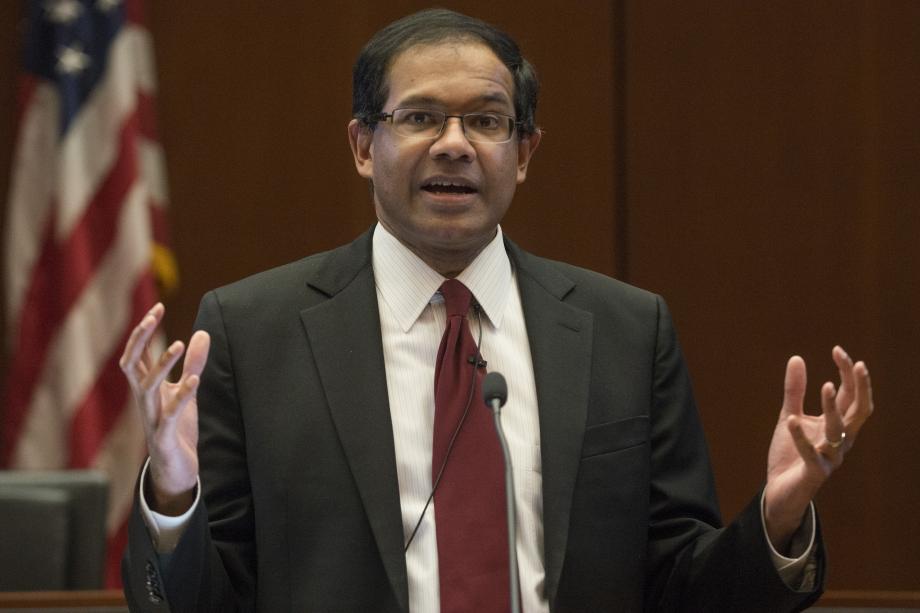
378,223,497,278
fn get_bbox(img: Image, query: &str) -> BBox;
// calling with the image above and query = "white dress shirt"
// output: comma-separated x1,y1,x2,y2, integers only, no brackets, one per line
373,223,547,613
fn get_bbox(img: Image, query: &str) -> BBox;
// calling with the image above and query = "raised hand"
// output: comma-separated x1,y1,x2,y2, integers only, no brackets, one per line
119,303,211,515
763,346,873,551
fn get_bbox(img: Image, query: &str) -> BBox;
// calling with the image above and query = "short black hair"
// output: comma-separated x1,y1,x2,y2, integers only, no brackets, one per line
352,8,539,137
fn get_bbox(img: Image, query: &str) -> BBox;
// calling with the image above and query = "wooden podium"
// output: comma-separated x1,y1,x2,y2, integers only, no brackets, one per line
814,589,920,610
0,590,126,612
1,589,918,611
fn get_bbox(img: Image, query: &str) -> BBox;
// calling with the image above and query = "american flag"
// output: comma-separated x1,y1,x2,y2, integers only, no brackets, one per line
2,0,176,587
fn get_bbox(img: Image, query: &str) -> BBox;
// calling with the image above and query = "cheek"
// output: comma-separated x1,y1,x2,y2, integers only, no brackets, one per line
371,141,395,175
373,143,425,190
485,152,522,192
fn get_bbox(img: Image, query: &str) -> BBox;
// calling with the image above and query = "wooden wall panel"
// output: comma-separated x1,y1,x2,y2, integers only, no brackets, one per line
624,0,920,590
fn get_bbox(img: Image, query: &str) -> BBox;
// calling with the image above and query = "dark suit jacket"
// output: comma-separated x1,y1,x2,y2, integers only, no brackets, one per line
123,229,825,612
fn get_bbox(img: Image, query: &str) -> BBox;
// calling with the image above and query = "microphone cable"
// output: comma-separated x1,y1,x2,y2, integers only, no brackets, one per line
404,303,485,552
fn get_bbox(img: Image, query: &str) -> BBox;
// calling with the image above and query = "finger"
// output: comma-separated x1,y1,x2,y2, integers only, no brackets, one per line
160,374,200,431
181,331,211,379
140,340,186,394
787,416,823,467
820,381,846,450
781,356,807,418
119,303,165,377
845,361,874,432
833,345,856,407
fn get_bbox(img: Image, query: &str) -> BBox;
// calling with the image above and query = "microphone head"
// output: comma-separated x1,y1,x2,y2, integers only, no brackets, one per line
482,372,508,408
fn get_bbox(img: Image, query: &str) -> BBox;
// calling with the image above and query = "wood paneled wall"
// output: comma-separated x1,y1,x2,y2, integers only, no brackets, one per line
623,1,920,590
1,0,917,594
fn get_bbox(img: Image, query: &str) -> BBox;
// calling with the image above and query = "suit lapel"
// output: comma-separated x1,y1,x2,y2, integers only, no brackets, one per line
298,231,409,612
508,240,594,605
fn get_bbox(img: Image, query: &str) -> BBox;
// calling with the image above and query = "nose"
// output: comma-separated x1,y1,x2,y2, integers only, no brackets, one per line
429,117,476,161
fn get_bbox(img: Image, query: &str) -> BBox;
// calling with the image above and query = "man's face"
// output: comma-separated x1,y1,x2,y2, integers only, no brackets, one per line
348,41,540,274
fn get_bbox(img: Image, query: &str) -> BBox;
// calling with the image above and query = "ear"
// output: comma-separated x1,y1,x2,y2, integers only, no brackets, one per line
348,119,375,179
515,129,542,184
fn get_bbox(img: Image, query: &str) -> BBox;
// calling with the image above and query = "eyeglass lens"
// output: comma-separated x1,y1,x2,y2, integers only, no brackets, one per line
390,109,514,143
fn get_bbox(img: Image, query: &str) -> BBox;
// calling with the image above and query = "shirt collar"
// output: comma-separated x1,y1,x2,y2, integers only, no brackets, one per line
372,222,512,332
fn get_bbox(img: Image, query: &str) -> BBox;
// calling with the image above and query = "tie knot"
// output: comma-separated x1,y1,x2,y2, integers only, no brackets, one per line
439,279,473,318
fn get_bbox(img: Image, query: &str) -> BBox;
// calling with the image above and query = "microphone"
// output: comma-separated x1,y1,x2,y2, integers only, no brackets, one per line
482,371,507,409
482,372,519,613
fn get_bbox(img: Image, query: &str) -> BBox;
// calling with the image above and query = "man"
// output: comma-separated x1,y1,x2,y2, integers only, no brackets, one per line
120,9,873,612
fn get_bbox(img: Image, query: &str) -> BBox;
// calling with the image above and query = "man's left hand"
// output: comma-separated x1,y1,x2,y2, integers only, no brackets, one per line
763,345,874,553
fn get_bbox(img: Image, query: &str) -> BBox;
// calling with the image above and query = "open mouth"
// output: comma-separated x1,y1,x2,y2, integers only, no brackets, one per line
421,180,478,195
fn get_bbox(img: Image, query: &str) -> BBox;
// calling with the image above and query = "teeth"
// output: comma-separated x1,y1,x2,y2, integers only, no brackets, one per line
424,180,476,192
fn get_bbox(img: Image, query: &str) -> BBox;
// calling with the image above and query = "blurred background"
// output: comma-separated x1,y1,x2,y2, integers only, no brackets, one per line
0,0,917,604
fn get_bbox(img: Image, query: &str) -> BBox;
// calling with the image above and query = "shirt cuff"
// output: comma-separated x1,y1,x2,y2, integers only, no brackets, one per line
759,491,817,590
138,457,201,554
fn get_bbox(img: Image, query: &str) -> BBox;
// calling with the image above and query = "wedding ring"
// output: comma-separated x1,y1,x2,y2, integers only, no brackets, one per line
825,432,846,449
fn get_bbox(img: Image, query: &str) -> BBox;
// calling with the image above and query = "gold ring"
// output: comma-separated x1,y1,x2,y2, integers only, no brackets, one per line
825,432,846,449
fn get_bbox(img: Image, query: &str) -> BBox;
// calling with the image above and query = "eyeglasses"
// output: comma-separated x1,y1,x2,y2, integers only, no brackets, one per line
366,108,519,143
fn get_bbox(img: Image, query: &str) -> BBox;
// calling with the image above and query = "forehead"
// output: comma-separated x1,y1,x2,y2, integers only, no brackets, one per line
384,41,515,110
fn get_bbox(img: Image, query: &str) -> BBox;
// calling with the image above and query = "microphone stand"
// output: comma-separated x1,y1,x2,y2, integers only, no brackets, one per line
484,373,520,613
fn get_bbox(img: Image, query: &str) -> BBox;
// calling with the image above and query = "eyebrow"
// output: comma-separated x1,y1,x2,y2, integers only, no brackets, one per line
394,92,512,110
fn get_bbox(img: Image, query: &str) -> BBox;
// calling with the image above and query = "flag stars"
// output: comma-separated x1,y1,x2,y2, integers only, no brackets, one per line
44,0,83,24
96,0,122,13
56,43,92,76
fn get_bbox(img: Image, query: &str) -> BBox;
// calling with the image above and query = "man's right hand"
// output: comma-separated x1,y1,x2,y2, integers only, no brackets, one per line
120,303,211,516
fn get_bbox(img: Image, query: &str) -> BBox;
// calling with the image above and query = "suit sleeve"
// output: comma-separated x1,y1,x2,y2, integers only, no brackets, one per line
122,290,255,612
644,296,825,612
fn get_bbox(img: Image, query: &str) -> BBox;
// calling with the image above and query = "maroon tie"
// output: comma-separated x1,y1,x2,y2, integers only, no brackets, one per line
433,279,509,613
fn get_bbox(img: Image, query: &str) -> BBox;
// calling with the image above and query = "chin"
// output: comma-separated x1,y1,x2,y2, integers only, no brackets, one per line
432,224,498,251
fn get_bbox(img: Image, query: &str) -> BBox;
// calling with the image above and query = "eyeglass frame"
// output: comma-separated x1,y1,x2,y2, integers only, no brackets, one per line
362,108,524,143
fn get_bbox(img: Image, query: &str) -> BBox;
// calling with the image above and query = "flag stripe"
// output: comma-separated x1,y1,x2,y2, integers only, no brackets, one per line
69,273,157,467
1,113,141,466
125,0,146,26
92,366,158,587
10,179,155,468
92,390,155,535
15,75,39,128
4,82,59,329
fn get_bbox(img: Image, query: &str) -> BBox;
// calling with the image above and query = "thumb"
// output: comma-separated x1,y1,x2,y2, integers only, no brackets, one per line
182,330,211,379
782,355,807,417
